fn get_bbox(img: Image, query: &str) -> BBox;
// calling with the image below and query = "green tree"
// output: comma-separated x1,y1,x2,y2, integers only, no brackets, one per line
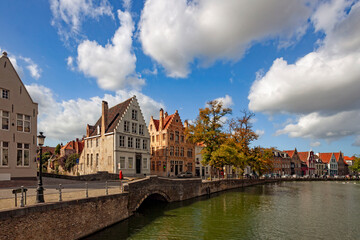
247,147,273,176
54,144,61,155
65,153,79,172
186,100,232,175
350,155,360,174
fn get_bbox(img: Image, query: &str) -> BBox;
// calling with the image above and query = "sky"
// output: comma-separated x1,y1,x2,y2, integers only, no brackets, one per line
0,0,359,157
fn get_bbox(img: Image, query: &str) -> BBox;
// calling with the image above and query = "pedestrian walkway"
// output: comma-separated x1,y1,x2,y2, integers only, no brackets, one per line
0,177,126,211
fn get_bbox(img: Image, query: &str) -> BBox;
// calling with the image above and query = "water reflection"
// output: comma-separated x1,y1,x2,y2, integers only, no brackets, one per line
86,182,360,240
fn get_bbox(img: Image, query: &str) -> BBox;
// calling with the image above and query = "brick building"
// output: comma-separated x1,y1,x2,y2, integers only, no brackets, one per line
149,109,195,177
271,149,291,176
298,151,316,176
283,148,302,176
60,138,84,157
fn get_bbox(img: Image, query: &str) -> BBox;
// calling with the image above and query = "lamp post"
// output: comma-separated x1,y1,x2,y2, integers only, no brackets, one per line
36,132,46,203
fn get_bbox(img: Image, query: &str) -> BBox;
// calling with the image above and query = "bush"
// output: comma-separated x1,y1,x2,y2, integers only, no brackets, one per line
65,153,79,172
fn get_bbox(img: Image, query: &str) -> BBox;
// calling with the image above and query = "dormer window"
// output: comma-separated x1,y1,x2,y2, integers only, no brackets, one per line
1,88,9,99
132,109,138,120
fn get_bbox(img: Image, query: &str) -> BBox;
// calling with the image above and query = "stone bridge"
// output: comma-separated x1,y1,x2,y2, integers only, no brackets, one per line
125,175,271,212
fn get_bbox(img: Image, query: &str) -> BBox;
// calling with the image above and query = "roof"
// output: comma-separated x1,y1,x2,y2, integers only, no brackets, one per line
88,97,133,137
283,150,295,158
152,114,175,131
297,152,309,162
318,153,333,164
344,156,356,161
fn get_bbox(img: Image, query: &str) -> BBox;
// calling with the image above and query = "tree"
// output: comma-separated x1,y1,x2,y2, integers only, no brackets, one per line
350,155,360,174
247,147,273,176
65,153,79,172
186,100,232,173
55,144,61,155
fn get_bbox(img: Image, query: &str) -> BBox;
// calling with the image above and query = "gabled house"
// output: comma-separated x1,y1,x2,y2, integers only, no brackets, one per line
284,148,302,176
0,52,38,180
148,109,195,177
314,155,326,176
78,96,150,176
298,151,316,176
333,152,348,176
271,149,291,176
318,153,337,176
60,138,84,157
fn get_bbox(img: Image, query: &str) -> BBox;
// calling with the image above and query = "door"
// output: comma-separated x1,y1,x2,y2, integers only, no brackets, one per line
136,154,141,174
175,165,179,175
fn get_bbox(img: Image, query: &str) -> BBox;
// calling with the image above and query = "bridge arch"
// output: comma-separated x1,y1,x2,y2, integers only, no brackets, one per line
133,190,171,211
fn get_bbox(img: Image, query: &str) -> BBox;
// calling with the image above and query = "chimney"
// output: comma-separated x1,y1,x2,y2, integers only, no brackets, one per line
184,120,188,128
101,101,108,136
165,112,168,117
159,108,164,130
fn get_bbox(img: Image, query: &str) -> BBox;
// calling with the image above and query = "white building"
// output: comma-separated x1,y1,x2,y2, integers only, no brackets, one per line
79,96,150,177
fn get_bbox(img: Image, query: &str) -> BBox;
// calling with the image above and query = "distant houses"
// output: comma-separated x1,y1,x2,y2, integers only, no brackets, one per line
0,52,38,180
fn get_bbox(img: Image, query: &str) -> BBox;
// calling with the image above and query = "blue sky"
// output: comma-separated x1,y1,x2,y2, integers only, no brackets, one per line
1,0,359,157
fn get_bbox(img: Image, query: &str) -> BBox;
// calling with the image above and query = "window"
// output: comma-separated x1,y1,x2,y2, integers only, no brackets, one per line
175,147,179,156
90,139,92,148
132,109,138,120
170,132,174,141
156,135,159,142
17,143,29,167
187,148,193,157
128,157,133,169
181,135,184,142
96,138,98,147
150,125,152,131
151,147,155,156
124,121,130,132
1,110,9,130
152,135,154,142
143,158,147,169
188,163,193,172
0,141,9,166
128,137,133,148
90,154,93,166
1,89,9,99
87,154,89,166
162,133,166,141
120,157,125,168
136,138,140,149
151,161,155,170
17,114,31,132
132,122,137,134
143,139,147,150
170,146,174,156
96,154,99,166
119,135,125,147
139,124,144,135
180,147,184,157
175,131,179,142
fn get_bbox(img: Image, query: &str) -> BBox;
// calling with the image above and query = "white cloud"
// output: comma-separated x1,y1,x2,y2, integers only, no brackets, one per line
213,95,233,108
50,0,113,43
255,129,265,138
139,0,312,77
20,57,42,80
66,56,75,71
26,84,164,142
8,56,24,79
248,1,360,145
310,141,321,147
77,10,144,90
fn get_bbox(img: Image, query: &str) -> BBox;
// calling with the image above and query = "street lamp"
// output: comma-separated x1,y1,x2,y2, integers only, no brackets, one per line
36,132,46,203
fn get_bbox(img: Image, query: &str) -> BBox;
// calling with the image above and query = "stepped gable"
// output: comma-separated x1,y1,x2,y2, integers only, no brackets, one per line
152,114,175,131
88,97,133,137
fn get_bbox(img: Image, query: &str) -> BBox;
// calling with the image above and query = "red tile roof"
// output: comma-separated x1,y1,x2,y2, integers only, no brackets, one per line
283,150,295,158
318,153,333,164
297,152,310,162
89,97,133,137
344,156,356,161
152,114,175,131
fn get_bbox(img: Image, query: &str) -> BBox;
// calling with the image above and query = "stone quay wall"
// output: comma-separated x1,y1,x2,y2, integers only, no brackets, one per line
0,177,278,239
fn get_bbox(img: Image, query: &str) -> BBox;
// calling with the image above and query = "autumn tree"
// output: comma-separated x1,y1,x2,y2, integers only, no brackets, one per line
350,155,360,174
186,100,232,171
247,147,274,176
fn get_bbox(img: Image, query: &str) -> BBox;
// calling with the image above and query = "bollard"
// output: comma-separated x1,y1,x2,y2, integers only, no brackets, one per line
120,180,123,193
105,181,108,195
58,184,63,202
20,186,25,207
85,182,88,198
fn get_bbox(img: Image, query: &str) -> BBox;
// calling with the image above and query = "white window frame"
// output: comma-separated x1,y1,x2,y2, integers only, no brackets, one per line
139,124,144,135
143,139,147,150
132,122,137,134
120,157,125,169
128,157,133,169
132,109,138,120
17,143,30,167
119,135,125,147
17,114,31,133
1,110,9,130
128,137,133,148
1,88,9,99
0,141,9,167
124,121,130,132
136,138,140,149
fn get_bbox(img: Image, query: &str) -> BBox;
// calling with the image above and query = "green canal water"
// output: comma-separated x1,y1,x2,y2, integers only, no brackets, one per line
86,181,360,240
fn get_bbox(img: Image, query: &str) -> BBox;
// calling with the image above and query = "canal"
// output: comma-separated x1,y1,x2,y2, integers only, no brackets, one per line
86,181,360,239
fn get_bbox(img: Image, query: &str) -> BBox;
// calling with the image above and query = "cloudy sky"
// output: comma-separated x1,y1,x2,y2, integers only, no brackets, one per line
1,0,359,156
